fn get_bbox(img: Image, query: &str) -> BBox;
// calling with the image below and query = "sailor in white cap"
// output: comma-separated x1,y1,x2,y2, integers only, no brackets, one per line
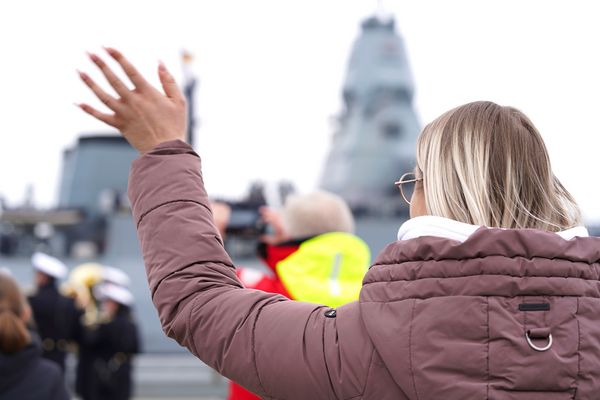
94,283,134,307
89,283,140,400
31,252,67,280
101,266,131,288
28,252,83,371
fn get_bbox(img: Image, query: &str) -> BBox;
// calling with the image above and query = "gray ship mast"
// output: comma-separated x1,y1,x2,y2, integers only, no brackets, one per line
320,14,420,215
182,50,198,147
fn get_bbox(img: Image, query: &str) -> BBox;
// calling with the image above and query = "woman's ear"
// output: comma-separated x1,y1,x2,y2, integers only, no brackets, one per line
410,184,428,218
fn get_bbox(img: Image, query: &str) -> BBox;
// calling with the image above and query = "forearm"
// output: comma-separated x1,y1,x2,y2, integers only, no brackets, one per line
128,140,241,339
128,141,293,396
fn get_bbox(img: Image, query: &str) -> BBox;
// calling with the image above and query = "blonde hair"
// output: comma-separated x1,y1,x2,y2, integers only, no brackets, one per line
282,191,355,239
416,101,581,231
0,271,31,353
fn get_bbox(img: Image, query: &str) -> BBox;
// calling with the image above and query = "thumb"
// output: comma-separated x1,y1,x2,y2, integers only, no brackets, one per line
158,61,184,101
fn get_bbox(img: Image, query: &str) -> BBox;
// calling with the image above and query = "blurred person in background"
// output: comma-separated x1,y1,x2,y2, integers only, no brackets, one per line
213,193,370,399
102,265,131,287
28,252,83,372
64,262,103,400
85,281,140,400
79,49,600,399
0,270,69,400
65,263,136,400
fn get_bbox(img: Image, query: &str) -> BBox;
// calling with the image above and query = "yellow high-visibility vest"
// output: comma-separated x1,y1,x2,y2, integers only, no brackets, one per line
276,232,371,308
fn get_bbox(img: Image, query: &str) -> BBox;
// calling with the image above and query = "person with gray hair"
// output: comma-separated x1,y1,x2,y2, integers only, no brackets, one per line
279,190,354,240
213,191,369,400
249,190,368,308
211,189,368,306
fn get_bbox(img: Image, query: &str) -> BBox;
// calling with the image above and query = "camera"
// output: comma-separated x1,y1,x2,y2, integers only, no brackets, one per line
224,202,266,238
218,180,296,240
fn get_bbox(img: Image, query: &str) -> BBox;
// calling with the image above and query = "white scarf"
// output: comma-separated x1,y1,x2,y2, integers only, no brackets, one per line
397,215,589,243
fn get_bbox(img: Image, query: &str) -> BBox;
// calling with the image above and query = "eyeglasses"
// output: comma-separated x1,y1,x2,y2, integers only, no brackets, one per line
394,172,423,205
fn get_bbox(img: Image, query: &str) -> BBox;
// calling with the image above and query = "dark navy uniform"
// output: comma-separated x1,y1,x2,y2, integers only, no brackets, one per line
76,329,96,400
28,281,83,371
87,306,140,400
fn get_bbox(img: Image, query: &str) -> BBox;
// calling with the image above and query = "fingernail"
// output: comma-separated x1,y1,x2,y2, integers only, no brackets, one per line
158,61,166,72
77,70,88,80
87,52,99,62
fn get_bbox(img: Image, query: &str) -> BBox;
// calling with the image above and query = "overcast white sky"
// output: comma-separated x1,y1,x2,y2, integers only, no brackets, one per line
1,0,599,222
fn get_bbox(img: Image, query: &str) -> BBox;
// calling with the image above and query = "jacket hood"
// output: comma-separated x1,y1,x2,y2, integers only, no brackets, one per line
0,336,42,392
359,226,600,392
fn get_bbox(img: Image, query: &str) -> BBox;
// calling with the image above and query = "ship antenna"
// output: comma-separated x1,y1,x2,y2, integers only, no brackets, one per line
375,0,393,22
181,50,198,147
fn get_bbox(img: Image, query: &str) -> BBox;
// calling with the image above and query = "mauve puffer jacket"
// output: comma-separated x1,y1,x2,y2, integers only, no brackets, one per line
129,140,600,400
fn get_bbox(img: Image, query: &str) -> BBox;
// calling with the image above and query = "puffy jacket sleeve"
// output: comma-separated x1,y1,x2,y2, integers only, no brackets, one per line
128,140,361,400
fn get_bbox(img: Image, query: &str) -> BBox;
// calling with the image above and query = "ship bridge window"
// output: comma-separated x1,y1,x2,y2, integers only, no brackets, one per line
364,87,411,117
343,89,356,109
392,88,411,103
381,123,403,139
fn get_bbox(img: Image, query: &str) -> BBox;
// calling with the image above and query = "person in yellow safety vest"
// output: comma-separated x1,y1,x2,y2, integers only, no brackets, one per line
212,191,371,400
274,231,370,308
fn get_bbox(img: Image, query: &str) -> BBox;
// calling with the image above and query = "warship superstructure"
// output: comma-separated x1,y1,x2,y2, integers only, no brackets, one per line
58,135,137,256
320,16,420,215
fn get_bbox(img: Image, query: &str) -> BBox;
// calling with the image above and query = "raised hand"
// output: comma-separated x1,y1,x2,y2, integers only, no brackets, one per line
78,48,187,154
259,206,289,245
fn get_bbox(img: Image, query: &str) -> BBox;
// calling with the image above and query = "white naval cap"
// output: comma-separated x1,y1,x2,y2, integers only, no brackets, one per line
31,252,67,280
102,266,131,287
94,283,134,306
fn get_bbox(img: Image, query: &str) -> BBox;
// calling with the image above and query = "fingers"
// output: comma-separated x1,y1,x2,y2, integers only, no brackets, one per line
88,52,131,99
104,47,150,91
158,61,185,102
259,234,278,245
78,70,121,111
77,103,118,127
259,206,288,241
259,207,281,224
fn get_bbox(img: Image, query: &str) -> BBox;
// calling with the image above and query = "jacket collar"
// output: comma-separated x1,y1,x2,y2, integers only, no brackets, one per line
365,222,600,304
397,215,589,243
257,241,304,274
